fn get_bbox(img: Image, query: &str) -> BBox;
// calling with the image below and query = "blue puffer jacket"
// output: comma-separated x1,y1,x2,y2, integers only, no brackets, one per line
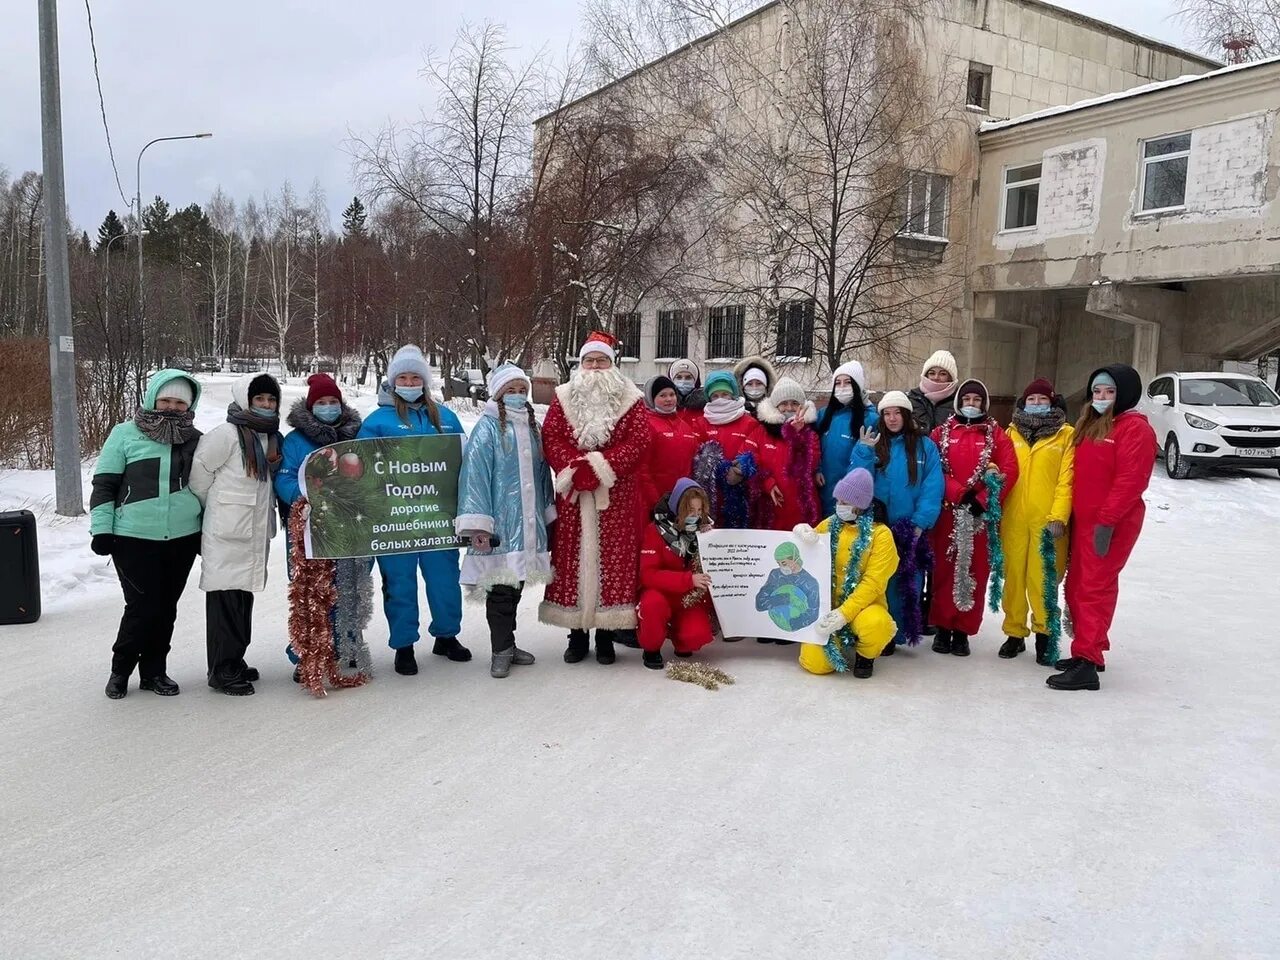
358,391,464,441
274,398,364,507
818,403,878,516
850,433,944,530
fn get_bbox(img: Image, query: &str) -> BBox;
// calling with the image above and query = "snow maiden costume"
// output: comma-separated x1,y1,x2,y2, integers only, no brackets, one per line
456,363,556,677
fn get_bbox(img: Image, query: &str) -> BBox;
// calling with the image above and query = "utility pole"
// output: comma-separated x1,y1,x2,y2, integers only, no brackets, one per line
37,0,84,517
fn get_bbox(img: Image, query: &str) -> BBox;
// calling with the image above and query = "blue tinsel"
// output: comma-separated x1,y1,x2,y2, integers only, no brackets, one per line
714,451,757,529
984,471,1006,612
1039,526,1063,663
824,511,875,672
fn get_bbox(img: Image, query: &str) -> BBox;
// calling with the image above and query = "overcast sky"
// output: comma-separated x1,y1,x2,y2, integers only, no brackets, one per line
4,0,1202,233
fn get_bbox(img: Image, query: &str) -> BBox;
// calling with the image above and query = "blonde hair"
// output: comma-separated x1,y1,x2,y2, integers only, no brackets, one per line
676,489,709,528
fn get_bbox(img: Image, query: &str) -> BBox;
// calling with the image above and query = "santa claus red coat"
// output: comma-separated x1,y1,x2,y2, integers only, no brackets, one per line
539,372,652,631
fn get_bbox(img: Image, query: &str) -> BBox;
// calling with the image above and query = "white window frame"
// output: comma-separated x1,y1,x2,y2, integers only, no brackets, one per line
998,162,1042,234
1136,131,1192,216
900,171,951,242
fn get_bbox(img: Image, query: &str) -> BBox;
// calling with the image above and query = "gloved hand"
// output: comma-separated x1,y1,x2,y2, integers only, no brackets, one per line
792,523,818,544
570,460,600,492
1094,525,1113,557
91,534,115,556
816,609,848,637
961,489,984,518
1046,520,1066,540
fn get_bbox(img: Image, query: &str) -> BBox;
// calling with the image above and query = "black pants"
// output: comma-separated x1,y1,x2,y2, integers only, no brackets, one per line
206,589,255,685
110,534,200,678
486,583,523,654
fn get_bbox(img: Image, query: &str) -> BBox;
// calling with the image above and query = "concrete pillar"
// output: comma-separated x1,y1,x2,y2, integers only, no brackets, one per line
1085,282,1187,384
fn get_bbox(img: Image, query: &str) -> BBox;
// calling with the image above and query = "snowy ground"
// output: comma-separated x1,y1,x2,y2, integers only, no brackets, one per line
1,377,1278,959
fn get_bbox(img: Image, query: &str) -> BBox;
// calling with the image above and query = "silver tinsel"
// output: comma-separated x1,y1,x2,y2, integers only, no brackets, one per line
950,506,980,612
333,558,375,677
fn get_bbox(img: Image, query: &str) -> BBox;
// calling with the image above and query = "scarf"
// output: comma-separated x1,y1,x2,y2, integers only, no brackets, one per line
918,377,957,405
653,507,708,608
704,396,746,425
134,407,199,446
286,398,362,447
227,402,282,482
1011,407,1067,447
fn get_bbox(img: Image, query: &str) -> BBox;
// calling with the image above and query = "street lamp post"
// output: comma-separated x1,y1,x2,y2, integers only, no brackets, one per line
136,132,212,367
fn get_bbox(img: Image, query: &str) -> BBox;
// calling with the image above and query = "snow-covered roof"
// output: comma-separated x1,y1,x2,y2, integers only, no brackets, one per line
979,55,1280,134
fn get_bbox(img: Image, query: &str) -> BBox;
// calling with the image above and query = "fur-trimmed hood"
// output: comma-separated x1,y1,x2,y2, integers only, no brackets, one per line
733,355,779,394
755,397,819,427
285,396,363,445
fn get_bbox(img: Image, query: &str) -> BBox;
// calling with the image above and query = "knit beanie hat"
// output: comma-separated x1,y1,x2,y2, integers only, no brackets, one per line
578,330,618,363
387,345,433,390
742,367,768,387
921,350,958,382
645,375,678,408
877,389,911,414
668,477,705,515
1091,370,1116,391
155,377,195,407
248,373,280,402
832,468,874,510
770,377,808,406
1020,377,1055,404
774,541,800,564
487,362,530,398
669,358,700,383
704,371,740,399
832,360,868,395
305,373,342,410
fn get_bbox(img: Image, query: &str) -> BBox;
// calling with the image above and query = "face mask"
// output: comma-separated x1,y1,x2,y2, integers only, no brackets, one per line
1092,398,1114,414
1024,403,1051,416
314,405,342,423
835,504,858,522
502,394,527,410
744,384,766,400
674,378,695,395
833,386,854,405
251,405,278,419
683,516,701,531
960,405,983,419
395,386,423,403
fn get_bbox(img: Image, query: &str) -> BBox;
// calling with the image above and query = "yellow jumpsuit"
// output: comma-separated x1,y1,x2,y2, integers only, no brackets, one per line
1000,423,1074,639
798,519,899,675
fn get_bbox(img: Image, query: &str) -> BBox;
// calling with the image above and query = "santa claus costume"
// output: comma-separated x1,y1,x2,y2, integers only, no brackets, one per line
539,332,652,664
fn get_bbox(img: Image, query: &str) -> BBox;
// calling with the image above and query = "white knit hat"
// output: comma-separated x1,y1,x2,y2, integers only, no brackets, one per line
742,366,768,386
832,360,867,394
770,377,808,406
387,345,434,390
668,358,700,381
877,389,911,414
487,362,530,398
921,349,958,382
155,377,194,406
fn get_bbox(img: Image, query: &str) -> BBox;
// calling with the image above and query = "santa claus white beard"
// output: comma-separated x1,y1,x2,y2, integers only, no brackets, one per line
567,367,632,450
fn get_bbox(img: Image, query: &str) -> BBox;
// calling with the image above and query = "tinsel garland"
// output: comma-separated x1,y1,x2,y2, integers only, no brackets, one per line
938,416,997,489
666,661,736,690
889,519,933,645
713,452,756,529
950,507,980,612
782,421,822,526
692,441,725,522
984,471,1006,612
824,511,875,672
1039,526,1063,663
287,501,370,698
333,557,375,677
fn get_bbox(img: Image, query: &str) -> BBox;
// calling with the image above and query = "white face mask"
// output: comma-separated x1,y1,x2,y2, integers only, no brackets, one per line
960,405,983,419
835,504,858,522
674,377,695,395
744,384,766,400
833,386,854,405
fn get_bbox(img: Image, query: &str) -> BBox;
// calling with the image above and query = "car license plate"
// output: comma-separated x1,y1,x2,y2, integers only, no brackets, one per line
1241,447,1277,457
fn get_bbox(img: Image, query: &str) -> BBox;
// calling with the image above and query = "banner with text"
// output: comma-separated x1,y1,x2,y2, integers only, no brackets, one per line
300,435,463,559
698,529,832,642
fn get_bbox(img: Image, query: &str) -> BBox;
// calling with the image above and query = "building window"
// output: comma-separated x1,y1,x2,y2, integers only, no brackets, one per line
776,300,815,359
967,62,992,111
614,312,641,359
707,305,745,360
656,309,688,359
1001,162,1041,231
901,171,950,240
1139,132,1191,213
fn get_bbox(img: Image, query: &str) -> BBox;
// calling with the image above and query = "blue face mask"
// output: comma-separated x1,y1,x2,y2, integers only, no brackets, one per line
674,379,695,395
251,404,277,419
1092,398,1114,414
395,385,423,403
502,394,527,410
1024,403,1052,416
960,405,983,419
314,405,342,423
683,515,701,531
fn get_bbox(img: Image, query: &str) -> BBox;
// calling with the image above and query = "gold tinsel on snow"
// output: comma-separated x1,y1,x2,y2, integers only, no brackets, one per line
665,661,736,691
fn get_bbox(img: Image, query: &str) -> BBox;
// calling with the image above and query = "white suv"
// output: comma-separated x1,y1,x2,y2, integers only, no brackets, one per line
1140,372,1280,479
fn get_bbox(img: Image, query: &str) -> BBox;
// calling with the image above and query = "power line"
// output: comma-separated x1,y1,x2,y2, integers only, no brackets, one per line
83,0,131,211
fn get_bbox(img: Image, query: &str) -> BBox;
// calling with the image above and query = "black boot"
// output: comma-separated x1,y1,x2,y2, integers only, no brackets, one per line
208,676,254,696
674,650,693,658
643,650,665,670
564,629,590,663
881,639,896,656
998,636,1025,659
1055,657,1105,673
432,636,472,662
1034,634,1052,665
292,665,302,683
139,674,180,696
615,630,641,649
756,637,773,644
394,645,419,675
951,633,970,657
595,631,617,665
1047,658,1101,690
931,629,953,654
241,666,260,682
852,655,874,679
105,673,129,699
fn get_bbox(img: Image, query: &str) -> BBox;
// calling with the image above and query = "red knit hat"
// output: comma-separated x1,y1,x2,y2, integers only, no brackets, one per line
1021,378,1055,403
306,373,342,410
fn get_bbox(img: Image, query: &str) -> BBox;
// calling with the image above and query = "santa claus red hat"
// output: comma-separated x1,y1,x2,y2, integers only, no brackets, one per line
578,330,618,363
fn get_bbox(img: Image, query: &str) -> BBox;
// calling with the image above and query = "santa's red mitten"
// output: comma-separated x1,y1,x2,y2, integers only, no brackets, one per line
571,459,600,492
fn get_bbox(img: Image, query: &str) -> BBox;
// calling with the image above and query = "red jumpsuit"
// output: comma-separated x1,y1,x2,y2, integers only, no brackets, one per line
637,523,714,654
754,422,821,531
1065,411,1156,666
928,419,1019,635
638,410,706,520
694,413,767,529
698,413,765,462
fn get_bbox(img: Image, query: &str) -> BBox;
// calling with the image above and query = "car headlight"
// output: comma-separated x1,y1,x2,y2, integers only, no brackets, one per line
1185,413,1218,431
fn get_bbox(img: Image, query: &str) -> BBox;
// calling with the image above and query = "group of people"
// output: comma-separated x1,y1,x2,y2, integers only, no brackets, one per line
89,330,1155,699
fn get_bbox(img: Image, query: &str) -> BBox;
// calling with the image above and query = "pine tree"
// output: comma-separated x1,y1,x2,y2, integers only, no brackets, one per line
341,196,367,240
95,209,127,253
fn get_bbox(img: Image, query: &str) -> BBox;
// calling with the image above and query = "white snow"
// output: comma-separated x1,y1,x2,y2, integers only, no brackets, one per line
1,394,1278,958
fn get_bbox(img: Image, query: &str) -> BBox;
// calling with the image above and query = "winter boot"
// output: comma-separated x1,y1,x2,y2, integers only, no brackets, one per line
105,673,129,700
490,647,515,679
931,629,953,655
998,637,1025,659
292,665,302,684
1034,634,1053,665
643,650,665,670
674,650,693,658
511,647,535,666
1055,657,1105,673
595,631,617,665
432,636,473,662
140,674,180,696
208,677,254,696
852,655,874,679
564,630,590,663
615,630,641,649
1047,658,1101,691
881,638,896,657
241,666,260,682
951,633,971,657
394,645,419,675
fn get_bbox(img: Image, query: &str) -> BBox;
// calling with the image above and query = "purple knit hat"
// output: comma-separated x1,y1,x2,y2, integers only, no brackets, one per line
668,477,705,515
832,468,874,510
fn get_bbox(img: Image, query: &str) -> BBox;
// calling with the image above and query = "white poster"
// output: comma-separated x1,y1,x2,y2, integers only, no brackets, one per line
698,529,832,643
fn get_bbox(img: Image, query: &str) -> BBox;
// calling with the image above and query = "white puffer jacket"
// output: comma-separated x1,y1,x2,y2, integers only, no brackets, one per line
189,375,279,592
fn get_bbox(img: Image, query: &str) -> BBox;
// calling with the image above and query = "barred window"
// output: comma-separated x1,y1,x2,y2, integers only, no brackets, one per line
775,300,815,359
656,309,689,359
614,312,642,359
707,305,745,360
